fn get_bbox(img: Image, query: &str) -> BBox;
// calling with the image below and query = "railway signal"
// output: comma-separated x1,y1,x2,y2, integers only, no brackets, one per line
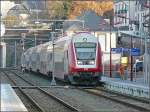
21,33,26,51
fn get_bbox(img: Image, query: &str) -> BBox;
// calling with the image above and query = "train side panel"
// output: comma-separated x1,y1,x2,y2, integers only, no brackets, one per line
54,39,69,79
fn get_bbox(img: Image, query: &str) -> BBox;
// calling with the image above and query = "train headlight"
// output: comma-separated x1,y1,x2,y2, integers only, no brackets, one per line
77,61,83,65
89,61,95,65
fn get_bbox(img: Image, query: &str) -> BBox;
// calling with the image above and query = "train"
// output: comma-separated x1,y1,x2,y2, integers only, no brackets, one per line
21,32,103,85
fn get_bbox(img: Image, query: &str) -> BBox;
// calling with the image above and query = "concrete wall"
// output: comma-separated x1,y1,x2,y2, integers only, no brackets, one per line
94,32,117,52
0,42,6,68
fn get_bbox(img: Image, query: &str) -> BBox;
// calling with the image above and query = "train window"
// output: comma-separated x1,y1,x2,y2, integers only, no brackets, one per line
74,42,96,60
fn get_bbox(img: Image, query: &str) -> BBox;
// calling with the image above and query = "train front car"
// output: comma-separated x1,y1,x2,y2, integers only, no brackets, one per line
67,33,102,85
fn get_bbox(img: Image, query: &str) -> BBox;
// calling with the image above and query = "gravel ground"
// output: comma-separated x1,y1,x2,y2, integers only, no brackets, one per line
13,70,51,86
44,87,142,112
90,89,150,110
1,70,147,112
5,72,31,86
23,88,74,112
14,88,42,112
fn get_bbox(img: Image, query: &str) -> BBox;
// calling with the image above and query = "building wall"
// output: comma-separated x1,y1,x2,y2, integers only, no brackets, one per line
93,32,117,52
134,0,149,32
114,1,136,28
114,0,149,32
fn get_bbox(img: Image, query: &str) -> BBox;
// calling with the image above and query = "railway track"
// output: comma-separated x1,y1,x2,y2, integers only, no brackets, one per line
2,70,150,112
12,70,67,86
78,87,150,112
2,71,80,112
2,71,45,112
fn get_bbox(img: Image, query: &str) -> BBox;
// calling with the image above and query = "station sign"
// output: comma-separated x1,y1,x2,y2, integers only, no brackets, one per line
111,48,140,56
111,48,122,53
111,48,130,53
130,48,140,56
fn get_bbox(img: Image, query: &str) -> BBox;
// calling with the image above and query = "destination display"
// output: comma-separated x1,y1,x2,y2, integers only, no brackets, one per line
75,42,96,48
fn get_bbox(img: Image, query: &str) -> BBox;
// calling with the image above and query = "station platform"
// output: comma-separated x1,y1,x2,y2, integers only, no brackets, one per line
101,76,149,98
1,84,28,112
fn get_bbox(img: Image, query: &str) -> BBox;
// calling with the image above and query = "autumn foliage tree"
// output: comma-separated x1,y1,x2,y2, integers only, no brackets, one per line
3,15,19,27
68,1,113,19
47,0,113,19
47,0,72,19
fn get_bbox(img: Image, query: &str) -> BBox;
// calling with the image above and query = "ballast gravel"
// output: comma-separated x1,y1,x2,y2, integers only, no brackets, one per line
44,87,142,112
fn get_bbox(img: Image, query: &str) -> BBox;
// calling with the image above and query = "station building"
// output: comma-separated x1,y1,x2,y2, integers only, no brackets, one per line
114,0,150,83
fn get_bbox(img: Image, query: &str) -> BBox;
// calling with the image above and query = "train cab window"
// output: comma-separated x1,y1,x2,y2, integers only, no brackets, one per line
74,42,96,60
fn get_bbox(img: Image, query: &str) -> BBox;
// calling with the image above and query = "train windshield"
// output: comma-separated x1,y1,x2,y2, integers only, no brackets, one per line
74,42,96,60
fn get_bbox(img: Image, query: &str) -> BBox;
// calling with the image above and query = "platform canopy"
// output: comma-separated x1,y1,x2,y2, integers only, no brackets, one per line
120,31,149,39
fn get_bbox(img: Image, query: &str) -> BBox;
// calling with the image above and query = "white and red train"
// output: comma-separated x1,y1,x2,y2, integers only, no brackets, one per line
21,32,103,85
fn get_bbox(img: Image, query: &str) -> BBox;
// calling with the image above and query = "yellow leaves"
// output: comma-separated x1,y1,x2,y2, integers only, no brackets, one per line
3,15,18,27
69,1,113,19
46,0,113,19
47,1,65,19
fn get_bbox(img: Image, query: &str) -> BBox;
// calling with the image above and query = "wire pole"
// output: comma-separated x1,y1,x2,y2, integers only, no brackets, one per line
130,34,133,81
110,20,112,78
128,0,133,81
50,32,56,86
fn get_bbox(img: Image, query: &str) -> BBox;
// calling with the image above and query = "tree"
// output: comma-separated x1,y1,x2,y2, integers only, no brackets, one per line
69,1,113,19
47,0,72,19
46,0,113,20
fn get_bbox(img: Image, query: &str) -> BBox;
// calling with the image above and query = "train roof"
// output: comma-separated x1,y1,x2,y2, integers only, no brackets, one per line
24,32,96,54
